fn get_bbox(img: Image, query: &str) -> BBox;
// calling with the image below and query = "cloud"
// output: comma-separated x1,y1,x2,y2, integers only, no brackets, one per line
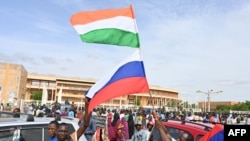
13,52,34,62
0,52,14,62
217,80,250,86
41,56,57,64
1,0,250,102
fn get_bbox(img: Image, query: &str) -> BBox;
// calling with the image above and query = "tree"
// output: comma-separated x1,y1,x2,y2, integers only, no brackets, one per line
215,101,250,112
215,105,231,112
244,101,250,109
31,91,42,100
191,103,196,109
170,99,176,107
232,103,248,111
136,97,141,106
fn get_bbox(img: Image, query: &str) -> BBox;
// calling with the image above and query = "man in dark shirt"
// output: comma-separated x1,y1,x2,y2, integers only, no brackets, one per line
57,123,74,141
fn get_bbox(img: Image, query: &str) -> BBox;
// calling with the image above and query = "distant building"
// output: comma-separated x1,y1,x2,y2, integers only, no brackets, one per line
0,62,182,110
198,101,239,112
0,62,28,108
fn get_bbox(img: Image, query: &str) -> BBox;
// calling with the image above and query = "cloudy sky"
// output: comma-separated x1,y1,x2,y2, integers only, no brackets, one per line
1,0,250,103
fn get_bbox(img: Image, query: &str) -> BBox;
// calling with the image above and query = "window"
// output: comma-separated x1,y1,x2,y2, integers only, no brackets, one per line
0,124,48,141
166,127,194,141
0,127,15,141
31,80,39,86
196,134,204,141
0,123,76,141
67,123,76,135
0,112,14,118
20,127,44,141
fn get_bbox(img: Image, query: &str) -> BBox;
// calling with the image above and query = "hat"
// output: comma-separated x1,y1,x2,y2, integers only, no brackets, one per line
135,120,142,126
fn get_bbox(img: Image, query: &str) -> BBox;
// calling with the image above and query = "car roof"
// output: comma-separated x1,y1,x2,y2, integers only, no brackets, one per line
0,116,78,126
0,111,30,118
0,114,87,141
163,120,214,135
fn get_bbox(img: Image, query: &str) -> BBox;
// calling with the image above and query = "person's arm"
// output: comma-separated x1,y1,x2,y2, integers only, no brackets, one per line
158,126,172,141
153,111,172,141
77,99,90,139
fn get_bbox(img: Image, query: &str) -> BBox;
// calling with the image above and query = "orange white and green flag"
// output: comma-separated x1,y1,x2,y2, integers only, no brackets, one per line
70,5,140,48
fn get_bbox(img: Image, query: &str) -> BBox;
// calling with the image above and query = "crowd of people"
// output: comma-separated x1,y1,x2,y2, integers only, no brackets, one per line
46,108,182,141
43,106,204,141
8,101,250,141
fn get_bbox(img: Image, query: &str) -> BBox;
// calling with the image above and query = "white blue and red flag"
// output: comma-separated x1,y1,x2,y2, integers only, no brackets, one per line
86,49,149,112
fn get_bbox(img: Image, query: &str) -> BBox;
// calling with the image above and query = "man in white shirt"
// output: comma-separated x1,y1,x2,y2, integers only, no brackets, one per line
131,120,147,141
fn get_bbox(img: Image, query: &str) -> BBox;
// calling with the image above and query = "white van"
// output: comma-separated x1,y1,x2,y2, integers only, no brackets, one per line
0,115,87,141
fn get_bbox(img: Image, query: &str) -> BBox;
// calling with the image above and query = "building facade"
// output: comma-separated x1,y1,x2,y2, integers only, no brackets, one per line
198,101,239,112
26,73,181,109
0,63,28,107
0,62,181,110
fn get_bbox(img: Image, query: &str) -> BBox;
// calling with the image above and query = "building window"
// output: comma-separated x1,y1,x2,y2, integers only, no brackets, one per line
31,80,39,86
49,82,56,88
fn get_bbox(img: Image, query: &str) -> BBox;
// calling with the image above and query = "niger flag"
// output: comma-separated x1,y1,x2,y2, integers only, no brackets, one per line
70,5,140,48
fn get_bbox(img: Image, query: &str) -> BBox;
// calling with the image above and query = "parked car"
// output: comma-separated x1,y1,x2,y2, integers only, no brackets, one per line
161,120,215,141
0,115,87,141
0,111,28,118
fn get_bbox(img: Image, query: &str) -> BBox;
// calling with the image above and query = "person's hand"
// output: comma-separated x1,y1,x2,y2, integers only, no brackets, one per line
152,111,160,121
85,98,90,106
152,111,163,129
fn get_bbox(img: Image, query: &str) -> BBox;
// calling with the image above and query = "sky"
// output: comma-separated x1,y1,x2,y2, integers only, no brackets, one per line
1,0,250,103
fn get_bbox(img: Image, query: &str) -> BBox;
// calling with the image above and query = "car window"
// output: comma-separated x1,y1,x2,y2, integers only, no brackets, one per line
44,126,50,141
20,126,44,141
196,134,204,141
0,112,14,118
166,127,194,140
0,127,15,140
67,123,76,135
0,122,77,141
0,124,48,141
167,127,182,139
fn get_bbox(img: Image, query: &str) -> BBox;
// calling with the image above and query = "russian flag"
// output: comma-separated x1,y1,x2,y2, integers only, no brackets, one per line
86,49,150,112
200,124,224,141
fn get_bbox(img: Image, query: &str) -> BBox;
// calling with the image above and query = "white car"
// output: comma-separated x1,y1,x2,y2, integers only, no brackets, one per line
0,115,87,141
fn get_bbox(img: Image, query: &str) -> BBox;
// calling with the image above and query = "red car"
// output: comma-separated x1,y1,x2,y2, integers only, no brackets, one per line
162,120,215,141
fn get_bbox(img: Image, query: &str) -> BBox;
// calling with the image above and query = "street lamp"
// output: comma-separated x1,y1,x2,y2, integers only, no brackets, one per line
196,89,223,112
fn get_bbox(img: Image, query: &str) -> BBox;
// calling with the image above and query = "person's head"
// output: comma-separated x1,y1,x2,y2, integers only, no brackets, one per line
147,121,154,131
111,112,120,126
13,108,20,118
148,115,153,121
48,120,59,137
177,132,194,141
135,120,142,131
57,123,69,141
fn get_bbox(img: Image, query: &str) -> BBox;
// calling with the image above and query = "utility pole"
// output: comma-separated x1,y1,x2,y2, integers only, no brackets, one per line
196,89,223,112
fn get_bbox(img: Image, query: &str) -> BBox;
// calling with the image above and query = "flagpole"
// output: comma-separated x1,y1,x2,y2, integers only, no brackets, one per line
130,5,153,111
120,97,122,109
137,48,153,110
149,91,155,110
130,5,140,47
